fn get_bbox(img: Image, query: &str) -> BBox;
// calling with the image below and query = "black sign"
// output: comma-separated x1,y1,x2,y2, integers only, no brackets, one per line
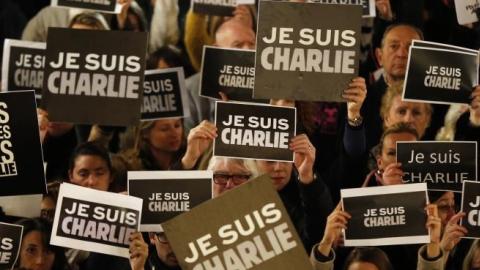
128,171,213,231
0,91,45,196
52,0,119,13
214,101,296,161
42,28,147,126
200,46,257,102
0,222,23,270
1,39,45,99
310,0,375,17
254,1,362,102
342,183,429,246
397,141,477,192
51,183,142,258
461,181,480,238
142,68,189,120
404,42,479,105
192,0,236,16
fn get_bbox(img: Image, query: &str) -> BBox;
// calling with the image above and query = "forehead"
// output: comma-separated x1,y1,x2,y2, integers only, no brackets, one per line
384,26,420,44
390,96,427,111
384,132,417,147
213,159,250,173
154,118,181,127
436,191,454,203
74,155,108,168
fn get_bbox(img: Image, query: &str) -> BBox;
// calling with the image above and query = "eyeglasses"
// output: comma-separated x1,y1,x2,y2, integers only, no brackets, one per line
156,232,169,244
213,173,251,185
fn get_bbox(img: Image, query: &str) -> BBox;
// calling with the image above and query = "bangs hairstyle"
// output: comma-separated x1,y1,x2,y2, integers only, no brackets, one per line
68,12,110,30
207,156,259,180
68,141,112,173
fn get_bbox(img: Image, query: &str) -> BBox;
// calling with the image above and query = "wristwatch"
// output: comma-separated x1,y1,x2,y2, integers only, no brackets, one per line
348,115,363,127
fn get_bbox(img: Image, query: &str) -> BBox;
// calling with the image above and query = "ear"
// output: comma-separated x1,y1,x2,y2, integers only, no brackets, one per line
376,155,383,170
375,47,383,67
68,170,73,181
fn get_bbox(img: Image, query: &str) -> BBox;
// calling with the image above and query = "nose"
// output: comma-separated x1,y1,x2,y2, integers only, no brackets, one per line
273,162,282,170
397,44,409,57
402,111,415,123
225,178,236,189
85,174,98,188
35,253,44,265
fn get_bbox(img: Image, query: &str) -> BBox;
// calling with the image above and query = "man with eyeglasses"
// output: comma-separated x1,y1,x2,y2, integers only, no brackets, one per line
146,232,180,270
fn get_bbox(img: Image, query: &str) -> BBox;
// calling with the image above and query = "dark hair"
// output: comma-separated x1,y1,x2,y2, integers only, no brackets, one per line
380,23,424,48
378,122,419,153
68,12,109,30
146,45,184,69
68,142,113,173
15,218,70,270
343,247,393,270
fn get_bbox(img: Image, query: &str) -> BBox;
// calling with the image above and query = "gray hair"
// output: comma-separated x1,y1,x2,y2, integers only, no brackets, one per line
207,156,259,180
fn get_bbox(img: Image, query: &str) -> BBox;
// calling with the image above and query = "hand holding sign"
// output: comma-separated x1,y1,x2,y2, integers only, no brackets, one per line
343,77,367,120
317,204,351,257
375,0,393,20
182,121,217,169
425,204,441,258
290,134,316,183
129,231,148,270
441,212,467,253
380,162,404,186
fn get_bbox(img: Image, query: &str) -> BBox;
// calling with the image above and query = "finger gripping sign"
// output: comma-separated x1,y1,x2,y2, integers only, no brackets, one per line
51,183,143,258
397,141,477,192
254,1,362,101
42,28,148,126
0,222,23,270
214,101,296,162
163,175,312,270
341,183,429,246
461,181,480,238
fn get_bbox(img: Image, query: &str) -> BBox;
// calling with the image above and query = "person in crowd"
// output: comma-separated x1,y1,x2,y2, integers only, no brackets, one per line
15,218,70,270
41,181,61,223
362,24,424,149
310,204,444,270
146,232,180,270
66,142,148,270
184,13,256,132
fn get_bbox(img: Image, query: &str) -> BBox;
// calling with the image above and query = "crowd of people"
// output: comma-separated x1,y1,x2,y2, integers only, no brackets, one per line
1,0,480,269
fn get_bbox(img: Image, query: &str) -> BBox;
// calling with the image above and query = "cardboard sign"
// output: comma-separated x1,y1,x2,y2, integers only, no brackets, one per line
403,40,479,105
214,101,296,162
51,0,122,13
461,181,480,238
1,39,45,99
128,171,213,232
310,0,376,18
192,0,237,16
200,46,257,102
0,194,42,218
163,175,312,270
0,91,46,196
42,28,147,126
454,0,480,25
51,183,143,258
141,68,190,120
397,141,477,192
342,183,429,246
254,1,361,102
0,222,23,270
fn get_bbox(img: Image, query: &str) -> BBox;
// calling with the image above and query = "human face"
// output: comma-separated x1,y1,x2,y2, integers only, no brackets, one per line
377,132,417,171
384,95,430,138
212,159,252,197
41,197,56,223
147,119,183,152
377,26,420,82
150,233,178,267
348,262,379,270
69,155,111,191
19,231,55,270
256,161,292,191
472,247,480,269
215,20,255,50
434,191,455,228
